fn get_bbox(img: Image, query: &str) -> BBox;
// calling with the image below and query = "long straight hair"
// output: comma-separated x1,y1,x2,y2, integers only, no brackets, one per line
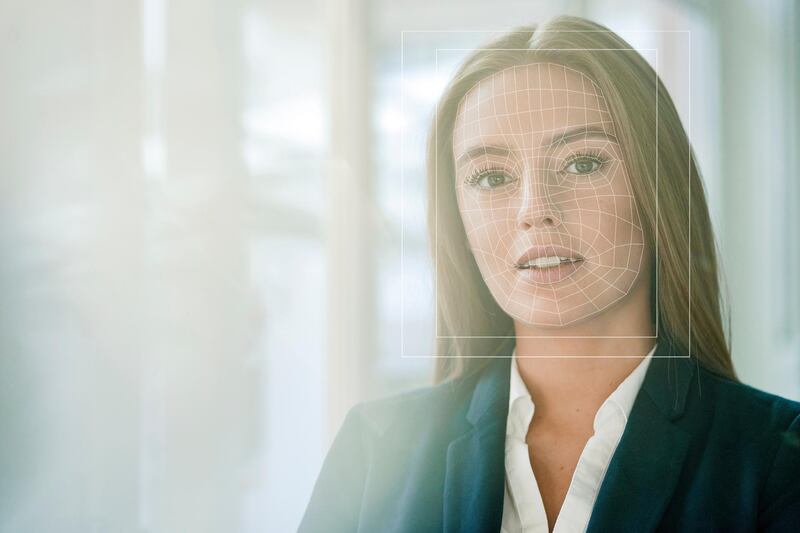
427,16,735,383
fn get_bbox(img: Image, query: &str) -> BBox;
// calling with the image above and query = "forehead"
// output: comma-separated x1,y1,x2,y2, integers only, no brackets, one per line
453,62,615,148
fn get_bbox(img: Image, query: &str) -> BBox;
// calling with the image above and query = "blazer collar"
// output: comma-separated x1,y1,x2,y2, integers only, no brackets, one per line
462,331,696,424
640,330,696,420
443,338,513,533
465,339,515,427
444,330,696,533
587,330,696,532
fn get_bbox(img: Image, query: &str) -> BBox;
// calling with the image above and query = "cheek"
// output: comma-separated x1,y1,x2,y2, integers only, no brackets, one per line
593,196,645,264
458,187,513,227
566,191,638,254
456,189,484,249
457,189,515,242
600,196,631,232
591,171,641,239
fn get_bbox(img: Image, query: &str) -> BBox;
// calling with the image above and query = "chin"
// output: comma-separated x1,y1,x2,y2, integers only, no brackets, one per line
503,299,612,330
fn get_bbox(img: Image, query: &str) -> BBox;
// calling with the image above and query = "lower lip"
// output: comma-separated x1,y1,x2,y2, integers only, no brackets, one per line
516,260,584,284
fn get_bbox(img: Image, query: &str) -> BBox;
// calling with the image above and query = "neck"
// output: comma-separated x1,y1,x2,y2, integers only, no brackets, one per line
512,277,655,423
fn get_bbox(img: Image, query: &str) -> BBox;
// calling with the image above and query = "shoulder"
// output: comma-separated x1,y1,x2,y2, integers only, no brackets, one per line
348,368,483,439
694,364,800,431
298,370,484,532
693,365,800,529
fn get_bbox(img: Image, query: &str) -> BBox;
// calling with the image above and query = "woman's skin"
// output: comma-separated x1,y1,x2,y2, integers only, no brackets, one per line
452,62,656,528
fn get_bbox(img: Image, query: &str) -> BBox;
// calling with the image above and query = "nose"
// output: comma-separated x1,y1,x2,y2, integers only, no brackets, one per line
516,169,561,230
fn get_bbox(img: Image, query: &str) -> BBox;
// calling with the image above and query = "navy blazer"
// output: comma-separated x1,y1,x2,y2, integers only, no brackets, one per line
299,336,800,532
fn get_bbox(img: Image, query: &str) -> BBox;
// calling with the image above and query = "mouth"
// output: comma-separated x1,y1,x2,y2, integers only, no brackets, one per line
514,245,584,269
514,245,585,284
516,256,583,270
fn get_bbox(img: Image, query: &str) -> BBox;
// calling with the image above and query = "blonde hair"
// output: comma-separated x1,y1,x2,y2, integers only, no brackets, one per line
427,15,735,383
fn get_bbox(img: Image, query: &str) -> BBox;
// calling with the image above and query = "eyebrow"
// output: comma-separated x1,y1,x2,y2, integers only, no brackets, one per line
455,125,618,166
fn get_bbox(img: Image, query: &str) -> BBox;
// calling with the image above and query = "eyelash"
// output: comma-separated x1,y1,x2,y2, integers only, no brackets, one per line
464,149,610,188
464,165,508,187
562,149,608,173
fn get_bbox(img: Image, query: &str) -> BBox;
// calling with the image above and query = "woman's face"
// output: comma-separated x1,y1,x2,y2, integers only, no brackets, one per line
452,62,648,328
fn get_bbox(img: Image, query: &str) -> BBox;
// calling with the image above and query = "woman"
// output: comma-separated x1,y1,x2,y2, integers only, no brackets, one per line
300,16,800,532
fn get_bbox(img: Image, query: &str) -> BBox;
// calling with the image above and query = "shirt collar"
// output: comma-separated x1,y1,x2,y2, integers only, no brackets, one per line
507,343,657,437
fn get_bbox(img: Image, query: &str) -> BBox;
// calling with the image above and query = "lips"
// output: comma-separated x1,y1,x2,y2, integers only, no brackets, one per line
514,245,584,268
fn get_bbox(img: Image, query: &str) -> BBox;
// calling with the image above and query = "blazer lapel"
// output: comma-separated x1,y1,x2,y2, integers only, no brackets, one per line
587,333,695,532
443,346,513,533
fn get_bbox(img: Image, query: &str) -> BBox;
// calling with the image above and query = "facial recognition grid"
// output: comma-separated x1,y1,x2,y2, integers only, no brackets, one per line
452,60,647,330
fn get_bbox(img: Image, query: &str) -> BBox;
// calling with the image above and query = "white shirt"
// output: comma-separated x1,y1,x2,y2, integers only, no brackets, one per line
501,343,657,533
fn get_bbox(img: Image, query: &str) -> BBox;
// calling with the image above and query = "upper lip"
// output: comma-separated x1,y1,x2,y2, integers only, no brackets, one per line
515,245,584,267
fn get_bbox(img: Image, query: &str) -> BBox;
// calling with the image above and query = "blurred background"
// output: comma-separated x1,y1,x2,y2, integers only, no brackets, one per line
0,0,798,531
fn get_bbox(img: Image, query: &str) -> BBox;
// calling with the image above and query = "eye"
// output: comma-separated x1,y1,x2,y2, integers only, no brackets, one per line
563,155,604,175
466,168,515,190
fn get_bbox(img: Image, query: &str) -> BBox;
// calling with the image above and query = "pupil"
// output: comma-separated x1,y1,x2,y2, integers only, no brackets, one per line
576,159,594,173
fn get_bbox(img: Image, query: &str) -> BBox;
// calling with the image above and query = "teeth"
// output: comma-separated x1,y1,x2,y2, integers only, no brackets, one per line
521,256,579,269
